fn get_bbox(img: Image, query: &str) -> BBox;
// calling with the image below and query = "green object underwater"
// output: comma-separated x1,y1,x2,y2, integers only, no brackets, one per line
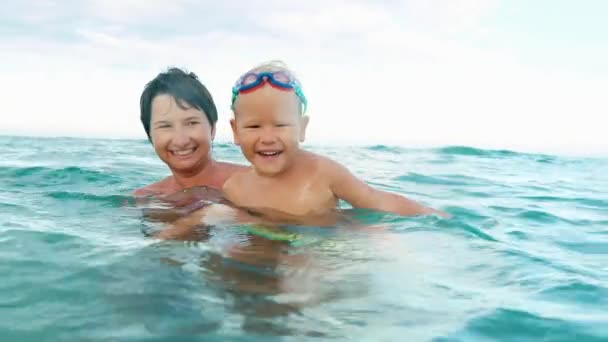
240,224,319,247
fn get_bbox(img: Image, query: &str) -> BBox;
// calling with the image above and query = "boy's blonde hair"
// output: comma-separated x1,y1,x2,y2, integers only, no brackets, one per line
249,60,297,77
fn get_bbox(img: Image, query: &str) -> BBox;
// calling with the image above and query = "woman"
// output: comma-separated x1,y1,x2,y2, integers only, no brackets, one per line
135,67,247,198
134,68,248,223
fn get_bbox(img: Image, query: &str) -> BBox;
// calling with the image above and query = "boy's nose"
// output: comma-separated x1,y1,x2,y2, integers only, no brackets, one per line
259,128,277,143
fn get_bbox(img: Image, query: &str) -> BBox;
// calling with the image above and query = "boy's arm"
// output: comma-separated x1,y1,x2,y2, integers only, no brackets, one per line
328,161,449,218
221,175,244,210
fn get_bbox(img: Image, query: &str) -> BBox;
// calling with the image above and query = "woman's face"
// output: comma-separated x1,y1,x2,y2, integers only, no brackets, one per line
150,94,215,175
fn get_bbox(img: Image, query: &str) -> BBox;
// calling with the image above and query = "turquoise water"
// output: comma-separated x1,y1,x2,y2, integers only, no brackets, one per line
1,135,607,341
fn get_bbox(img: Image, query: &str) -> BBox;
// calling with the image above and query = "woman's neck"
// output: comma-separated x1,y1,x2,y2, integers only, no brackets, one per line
171,158,217,190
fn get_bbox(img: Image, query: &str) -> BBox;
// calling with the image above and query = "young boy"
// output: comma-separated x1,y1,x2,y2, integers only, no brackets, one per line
222,61,447,219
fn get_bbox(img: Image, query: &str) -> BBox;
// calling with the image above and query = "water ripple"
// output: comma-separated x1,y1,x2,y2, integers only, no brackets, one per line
1,136,607,340
447,308,606,342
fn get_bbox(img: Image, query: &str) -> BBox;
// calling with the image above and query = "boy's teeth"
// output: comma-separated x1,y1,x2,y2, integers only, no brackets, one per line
259,151,280,156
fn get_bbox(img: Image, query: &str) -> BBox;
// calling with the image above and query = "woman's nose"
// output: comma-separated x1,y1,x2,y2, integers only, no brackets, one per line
171,126,191,146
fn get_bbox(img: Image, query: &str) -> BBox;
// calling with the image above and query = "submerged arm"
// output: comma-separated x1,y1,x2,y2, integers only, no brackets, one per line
154,204,268,241
154,207,210,240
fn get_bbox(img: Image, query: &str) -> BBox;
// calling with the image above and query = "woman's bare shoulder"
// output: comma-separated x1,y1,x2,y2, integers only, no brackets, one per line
133,176,175,197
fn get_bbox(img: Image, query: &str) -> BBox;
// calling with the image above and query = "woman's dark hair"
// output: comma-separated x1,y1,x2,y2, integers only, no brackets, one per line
140,67,218,141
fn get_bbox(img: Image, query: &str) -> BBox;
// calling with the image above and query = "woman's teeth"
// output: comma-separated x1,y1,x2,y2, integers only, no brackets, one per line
173,148,195,156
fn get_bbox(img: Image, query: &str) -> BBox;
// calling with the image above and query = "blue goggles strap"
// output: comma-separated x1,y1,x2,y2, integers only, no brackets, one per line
231,72,308,114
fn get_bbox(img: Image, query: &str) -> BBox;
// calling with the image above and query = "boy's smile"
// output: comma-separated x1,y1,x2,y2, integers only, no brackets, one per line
257,149,282,157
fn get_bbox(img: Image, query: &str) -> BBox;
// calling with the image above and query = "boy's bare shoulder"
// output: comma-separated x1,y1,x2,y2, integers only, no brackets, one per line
213,161,249,186
302,151,347,176
222,169,256,205
223,168,252,192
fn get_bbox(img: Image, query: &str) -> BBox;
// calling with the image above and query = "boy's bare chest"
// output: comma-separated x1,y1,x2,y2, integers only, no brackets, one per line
241,178,336,216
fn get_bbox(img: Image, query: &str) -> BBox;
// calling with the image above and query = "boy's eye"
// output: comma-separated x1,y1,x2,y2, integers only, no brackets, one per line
156,124,171,129
244,125,260,129
276,123,290,127
186,121,200,126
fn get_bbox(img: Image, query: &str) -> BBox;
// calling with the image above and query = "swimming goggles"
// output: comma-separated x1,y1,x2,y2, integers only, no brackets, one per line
231,71,308,114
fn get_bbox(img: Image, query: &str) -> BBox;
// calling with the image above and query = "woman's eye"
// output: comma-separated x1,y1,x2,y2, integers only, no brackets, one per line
245,125,260,129
276,123,290,127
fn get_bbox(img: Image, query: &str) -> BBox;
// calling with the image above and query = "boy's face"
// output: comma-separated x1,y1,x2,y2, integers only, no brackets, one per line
231,84,309,177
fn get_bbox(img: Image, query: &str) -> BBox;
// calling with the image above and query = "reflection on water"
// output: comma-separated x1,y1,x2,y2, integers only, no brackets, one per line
0,138,608,341
5,137,607,340
135,190,380,337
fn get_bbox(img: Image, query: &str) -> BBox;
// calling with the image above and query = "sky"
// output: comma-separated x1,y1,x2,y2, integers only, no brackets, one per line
1,0,606,156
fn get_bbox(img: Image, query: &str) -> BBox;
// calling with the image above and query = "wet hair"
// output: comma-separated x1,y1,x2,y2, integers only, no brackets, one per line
140,67,218,141
250,60,292,73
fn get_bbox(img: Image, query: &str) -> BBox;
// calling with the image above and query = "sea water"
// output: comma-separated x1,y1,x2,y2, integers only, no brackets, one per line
1,135,607,341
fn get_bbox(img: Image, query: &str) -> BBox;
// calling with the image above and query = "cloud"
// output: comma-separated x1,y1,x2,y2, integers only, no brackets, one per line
86,0,190,23
1,0,606,156
401,0,500,34
260,2,396,39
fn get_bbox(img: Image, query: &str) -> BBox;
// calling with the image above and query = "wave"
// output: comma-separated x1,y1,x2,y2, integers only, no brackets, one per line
395,172,496,187
538,280,608,305
0,165,122,186
514,209,574,224
558,241,608,255
436,145,560,163
437,145,519,157
439,220,499,242
364,145,405,153
519,196,608,209
487,206,596,226
44,191,132,206
447,308,605,341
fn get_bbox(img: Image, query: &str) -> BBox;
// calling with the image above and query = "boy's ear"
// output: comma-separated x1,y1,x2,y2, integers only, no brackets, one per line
299,115,310,142
210,125,216,141
230,118,240,145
